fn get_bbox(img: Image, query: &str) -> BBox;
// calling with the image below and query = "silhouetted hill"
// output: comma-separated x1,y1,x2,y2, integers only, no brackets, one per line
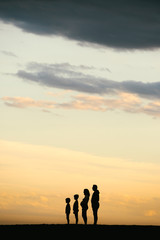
0,224,160,238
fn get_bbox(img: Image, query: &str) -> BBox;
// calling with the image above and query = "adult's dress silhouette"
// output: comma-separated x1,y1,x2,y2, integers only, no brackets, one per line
80,189,90,225
91,185,100,225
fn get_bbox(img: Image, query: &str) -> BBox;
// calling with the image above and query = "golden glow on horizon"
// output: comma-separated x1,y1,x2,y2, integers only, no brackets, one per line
0,139,160,225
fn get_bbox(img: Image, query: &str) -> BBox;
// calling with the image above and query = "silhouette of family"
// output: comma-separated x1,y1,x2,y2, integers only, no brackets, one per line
65,185,100,225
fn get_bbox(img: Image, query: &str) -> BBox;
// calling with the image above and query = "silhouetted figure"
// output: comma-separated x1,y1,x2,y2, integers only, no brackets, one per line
80,189,90,225
73,194,79,224
91,185,100,225
65,198,71,224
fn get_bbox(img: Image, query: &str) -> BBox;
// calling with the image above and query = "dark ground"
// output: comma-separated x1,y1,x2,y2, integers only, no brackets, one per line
0,224,160,238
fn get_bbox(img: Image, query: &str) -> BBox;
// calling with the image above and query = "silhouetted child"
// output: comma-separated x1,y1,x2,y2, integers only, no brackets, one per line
73,194,79,224
65,198,71,224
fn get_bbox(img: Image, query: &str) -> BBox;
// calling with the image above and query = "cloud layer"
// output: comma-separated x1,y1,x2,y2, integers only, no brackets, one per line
16,62,160,100
2,92,160,118
2,62,160,118
0,0,160,49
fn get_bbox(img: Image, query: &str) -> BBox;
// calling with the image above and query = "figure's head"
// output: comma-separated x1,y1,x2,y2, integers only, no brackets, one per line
92,184,98,191
84,188,90,197
65,198,70,203
74,194,79,200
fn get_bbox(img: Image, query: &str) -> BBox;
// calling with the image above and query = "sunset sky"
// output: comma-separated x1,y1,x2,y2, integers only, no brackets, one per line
1,0,160,225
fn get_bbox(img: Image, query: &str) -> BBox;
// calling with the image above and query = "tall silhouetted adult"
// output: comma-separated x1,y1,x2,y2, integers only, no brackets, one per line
91,185,100,225
80,189,90,225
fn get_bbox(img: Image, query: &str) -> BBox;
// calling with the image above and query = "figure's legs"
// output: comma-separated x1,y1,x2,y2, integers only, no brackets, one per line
75,212,78,224
66,214,70,224
82,210,87,225
74,213,78,224
93,209,98,225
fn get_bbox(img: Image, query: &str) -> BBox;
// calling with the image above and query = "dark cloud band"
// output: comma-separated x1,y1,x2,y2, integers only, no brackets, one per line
0,0,160,49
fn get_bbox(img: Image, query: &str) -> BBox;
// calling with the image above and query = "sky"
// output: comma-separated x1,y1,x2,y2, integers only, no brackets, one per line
1,0,160,225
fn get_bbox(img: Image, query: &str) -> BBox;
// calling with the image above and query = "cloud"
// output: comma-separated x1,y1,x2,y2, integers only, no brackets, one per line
56,93,160,118
2,96,55,109
57,93,141,112
2,93,160,118
140,101,160,118
16,62,160,100
0,50,17,57
0,0,160,49
3,62,160,118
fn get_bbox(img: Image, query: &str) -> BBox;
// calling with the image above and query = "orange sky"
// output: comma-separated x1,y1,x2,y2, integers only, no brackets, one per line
1,139,160,225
